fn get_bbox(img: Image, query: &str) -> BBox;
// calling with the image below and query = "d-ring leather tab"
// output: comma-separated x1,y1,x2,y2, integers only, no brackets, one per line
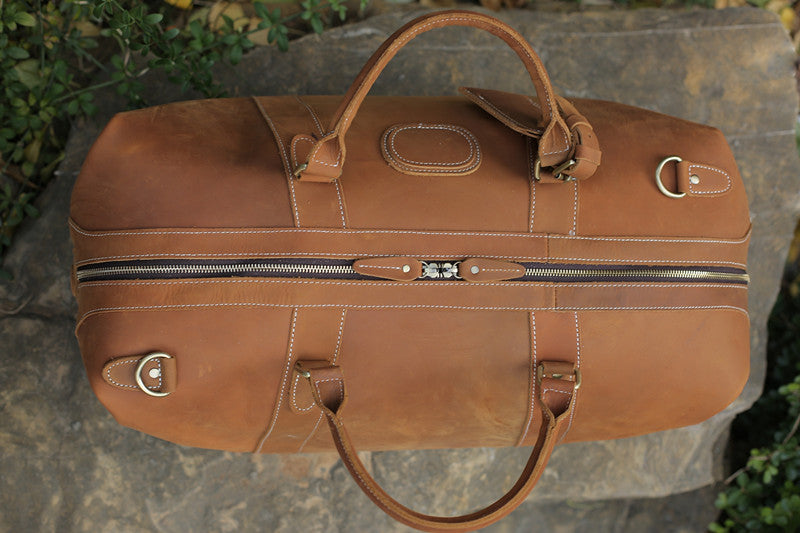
102,352,177,397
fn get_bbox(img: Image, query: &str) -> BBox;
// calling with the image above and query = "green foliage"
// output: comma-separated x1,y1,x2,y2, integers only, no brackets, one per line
0,0,369,278
710,285,800,532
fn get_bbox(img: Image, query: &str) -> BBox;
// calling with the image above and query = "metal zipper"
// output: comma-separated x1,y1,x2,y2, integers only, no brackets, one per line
76,258,749,285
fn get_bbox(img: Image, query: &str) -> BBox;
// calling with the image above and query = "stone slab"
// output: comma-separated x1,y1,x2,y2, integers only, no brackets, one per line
1,6,798,532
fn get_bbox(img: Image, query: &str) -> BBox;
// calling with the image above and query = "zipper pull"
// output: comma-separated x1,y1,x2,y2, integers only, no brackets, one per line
353,257,422,281
459,258,525,282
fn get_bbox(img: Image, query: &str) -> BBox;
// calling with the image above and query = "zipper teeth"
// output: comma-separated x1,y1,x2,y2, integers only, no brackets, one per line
523,267,749,283
76,261,748,284
76,263,356,281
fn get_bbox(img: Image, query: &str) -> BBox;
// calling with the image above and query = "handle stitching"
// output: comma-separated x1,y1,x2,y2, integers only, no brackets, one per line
688,164,732,194
467,90,544,135
298,309,347,452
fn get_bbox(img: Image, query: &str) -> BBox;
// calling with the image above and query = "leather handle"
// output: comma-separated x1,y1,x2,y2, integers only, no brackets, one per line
294,10,576,183
296,360,580,532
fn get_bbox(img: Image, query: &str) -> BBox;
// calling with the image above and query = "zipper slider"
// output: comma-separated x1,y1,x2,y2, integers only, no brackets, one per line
353,257,422,281
459,258,525,282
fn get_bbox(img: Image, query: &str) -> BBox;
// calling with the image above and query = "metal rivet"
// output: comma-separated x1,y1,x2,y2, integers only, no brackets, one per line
689,174,700,185
148,368,161,379
470,266,480,274
402,265,411,273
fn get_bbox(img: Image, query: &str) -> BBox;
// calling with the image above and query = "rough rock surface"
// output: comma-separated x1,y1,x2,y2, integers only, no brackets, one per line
1,6,798,532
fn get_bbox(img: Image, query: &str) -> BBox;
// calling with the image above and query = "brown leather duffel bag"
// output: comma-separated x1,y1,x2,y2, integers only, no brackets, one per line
69,10,750,532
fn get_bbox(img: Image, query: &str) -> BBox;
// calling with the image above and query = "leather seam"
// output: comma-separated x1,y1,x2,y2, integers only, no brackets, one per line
571,181,578,236
528,97,569,155
297,309,347,452
292,98,348,229
255,308,298,453
79,280,748,290
467,90,543,135
79,305,750,330
528,138,536,232
69,221,751,245
252,98,301,226
517,312,537,446
385,124,478,168
75,254,747,268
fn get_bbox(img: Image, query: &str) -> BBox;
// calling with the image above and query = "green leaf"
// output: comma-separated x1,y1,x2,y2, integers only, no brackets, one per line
310,15,324,35
7,46,30,60
14,12,37,27
254,1,270,19
163,28,180,40
145,13,164,25
229,44,242,65
13,59,41,90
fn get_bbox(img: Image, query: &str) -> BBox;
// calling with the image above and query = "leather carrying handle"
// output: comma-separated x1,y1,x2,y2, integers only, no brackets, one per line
296,360,580,532
294,10,579,183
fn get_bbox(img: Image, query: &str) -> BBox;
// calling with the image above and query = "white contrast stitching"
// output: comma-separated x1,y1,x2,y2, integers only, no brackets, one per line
338,16,559,131
68,219,751,245
518,312,537,446
297,309,346,453
528,97,569,155
543,388,571,395
75,253,746,269
294,95,325,136
313,378,345,407
688,164,732,195
104,358,160,390
333,179,347,228
571,181,578,236
252,98,300,226
387,124,476,166
566,311,581,435
382,124,481,174
79,304,749,328
291,374,316,412
290,98,348,229
105,359,139,389
79,279,747,290
291,135,315,169
466,90,543,135
528,138,536,232
255,308,298,453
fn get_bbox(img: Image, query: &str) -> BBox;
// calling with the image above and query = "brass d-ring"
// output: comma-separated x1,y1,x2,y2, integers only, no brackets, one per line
655,156,686,199
135,352,172,397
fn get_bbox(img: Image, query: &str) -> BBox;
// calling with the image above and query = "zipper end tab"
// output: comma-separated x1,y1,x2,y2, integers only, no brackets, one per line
353,257,422,281
460,258,525,282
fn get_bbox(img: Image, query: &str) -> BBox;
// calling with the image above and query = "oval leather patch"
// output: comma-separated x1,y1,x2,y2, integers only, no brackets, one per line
381,123,481,176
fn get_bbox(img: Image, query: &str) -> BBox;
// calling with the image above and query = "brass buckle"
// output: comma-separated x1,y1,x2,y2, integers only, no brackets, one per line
295,362,311,379
135,352,172,397
293,163,308,178
536,363,582,392
533,158,577,182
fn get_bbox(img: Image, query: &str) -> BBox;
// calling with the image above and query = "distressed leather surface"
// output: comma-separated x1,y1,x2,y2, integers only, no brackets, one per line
68,16,750,459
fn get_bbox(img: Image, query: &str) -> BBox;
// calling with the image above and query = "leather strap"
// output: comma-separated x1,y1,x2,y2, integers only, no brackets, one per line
295,359,579,532
294,10,578,184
